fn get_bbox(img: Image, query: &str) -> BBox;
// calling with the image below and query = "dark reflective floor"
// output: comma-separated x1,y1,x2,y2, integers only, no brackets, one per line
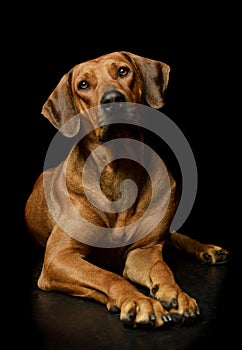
20,242,234,350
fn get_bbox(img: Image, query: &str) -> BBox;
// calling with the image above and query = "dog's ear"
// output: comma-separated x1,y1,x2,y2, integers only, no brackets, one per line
41,70,80,137
122,52,170,109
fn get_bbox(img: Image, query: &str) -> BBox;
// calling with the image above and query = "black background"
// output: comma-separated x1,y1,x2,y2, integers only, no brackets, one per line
7,7,238,348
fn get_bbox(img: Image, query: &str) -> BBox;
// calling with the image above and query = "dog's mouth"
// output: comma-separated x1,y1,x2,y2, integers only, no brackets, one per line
98,99,142,143
98,123,142,143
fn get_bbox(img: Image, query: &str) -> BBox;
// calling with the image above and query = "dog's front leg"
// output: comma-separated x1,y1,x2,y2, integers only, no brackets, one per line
123,244,200,323
37,226,171,328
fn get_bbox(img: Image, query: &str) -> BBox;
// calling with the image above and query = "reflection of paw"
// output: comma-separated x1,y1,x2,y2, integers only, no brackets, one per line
150,284,200,324
197,244,229,264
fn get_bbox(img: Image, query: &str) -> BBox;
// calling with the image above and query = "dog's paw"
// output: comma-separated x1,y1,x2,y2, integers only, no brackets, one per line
108,295,173,329
196,244,229,264
150,284,200,324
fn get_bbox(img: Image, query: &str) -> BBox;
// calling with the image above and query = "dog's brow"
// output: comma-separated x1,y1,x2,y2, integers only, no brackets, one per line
76,61,98,77
83,72,90,78
76,70,94,80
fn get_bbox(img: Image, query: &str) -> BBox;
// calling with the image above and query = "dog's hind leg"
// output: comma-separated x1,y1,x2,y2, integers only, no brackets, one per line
169,232,229,264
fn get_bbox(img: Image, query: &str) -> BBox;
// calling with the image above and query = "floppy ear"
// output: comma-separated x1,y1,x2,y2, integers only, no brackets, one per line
121,51,170,109
41,70,80,137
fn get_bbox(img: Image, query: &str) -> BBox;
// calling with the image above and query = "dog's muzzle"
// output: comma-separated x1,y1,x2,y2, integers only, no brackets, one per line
99,90,140,142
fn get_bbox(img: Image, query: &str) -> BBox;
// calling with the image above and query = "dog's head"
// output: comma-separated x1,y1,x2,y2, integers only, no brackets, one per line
41,51,170,139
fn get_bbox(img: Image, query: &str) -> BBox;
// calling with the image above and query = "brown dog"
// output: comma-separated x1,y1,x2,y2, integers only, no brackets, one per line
25,51,228,328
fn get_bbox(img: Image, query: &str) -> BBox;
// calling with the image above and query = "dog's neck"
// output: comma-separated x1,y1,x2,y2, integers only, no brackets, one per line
64,135,172,232
66,137,148,203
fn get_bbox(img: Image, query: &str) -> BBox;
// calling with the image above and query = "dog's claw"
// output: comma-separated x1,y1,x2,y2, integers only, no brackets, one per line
161,300,171,310
171,298,178,309
183,310,189,318
149,313,156,322
109,305,120,313
136,317,156,329
123,309,136,327
160,298,178,311
162,315,170,323
189,311,196,318
169,312,183,323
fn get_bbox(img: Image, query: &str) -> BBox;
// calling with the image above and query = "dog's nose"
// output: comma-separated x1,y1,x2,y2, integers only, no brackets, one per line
100,90,126,114
101,90,126,104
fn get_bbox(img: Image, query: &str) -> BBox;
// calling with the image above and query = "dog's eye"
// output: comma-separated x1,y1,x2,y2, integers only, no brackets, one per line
78,80,90,90
118,66,130,78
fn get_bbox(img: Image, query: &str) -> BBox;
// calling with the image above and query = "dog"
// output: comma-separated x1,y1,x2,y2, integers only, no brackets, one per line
25,51,228,328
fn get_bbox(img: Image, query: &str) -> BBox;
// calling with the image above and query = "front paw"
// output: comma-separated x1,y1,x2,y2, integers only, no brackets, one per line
150,284,200,324
108,294,173,328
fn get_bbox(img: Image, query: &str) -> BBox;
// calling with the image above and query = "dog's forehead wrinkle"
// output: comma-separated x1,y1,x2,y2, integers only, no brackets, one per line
74,64,95,79
111,62,119,68
83,72,90,78
74,66,110,83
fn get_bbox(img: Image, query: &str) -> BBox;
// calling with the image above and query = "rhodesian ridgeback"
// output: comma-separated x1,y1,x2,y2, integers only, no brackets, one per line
25,51,228,328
